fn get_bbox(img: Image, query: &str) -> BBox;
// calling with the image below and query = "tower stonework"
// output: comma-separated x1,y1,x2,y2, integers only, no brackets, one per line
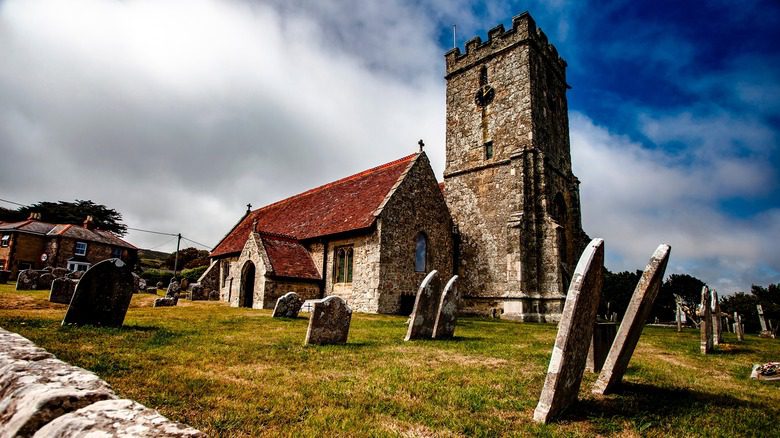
444,12,588,322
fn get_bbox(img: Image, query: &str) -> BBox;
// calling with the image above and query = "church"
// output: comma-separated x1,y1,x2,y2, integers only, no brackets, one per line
205,12,588,322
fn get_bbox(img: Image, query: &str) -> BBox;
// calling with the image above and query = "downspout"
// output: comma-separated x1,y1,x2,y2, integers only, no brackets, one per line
321,240,328,299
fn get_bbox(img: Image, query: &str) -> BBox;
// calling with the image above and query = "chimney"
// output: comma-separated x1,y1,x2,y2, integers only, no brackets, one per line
27,212,41,220
83,215,95,230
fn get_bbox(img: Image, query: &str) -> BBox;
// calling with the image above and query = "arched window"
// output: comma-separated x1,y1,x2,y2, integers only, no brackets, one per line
415,233,427,272
335,246,353,283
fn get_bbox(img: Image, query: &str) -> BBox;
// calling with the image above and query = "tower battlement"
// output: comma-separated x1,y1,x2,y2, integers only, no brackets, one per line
445,12,566,77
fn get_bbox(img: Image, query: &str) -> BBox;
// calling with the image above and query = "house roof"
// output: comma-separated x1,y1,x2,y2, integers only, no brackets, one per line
259,233,321,280
211,153,418,257
0,220,136,249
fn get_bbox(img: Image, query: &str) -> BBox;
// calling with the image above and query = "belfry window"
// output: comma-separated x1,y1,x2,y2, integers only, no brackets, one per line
335,246,353,283
415,233,427,272
480,65,488,86
484,141,494,160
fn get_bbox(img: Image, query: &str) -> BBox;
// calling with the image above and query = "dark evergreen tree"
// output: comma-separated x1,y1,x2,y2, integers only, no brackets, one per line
600,269,642,319
651,273,706,322
0,200,127,236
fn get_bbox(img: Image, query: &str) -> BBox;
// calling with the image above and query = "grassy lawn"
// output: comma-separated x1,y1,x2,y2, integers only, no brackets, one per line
1,283,779,437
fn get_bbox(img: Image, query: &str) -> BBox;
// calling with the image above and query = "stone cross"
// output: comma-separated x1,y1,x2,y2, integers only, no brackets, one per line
533,238,604,424
757,304,768,332
700,286,713,354
711,290,721,346
272,292,304,318
432,275,459,339
593,244,670,395
405,270,442,341
62,259,134,328
304,296,352,345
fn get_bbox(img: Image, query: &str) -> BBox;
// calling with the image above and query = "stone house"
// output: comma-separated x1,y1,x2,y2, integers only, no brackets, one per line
0,214,138,279
206,152,454,314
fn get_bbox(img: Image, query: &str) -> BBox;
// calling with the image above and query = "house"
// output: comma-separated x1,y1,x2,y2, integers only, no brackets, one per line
205,152,454,314
0,213,138,278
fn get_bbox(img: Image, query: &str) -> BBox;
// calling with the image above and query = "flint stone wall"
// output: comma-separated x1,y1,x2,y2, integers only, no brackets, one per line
0,327,203,437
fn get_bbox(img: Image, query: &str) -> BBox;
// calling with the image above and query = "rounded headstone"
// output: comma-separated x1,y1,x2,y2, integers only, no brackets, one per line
62,259,134,328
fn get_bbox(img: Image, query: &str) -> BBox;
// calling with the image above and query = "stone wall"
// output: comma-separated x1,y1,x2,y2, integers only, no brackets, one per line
376,153,454,314
323,233,381,313
0,327,202,436
443,12,587,322
264,279,320,309
232,233,270,308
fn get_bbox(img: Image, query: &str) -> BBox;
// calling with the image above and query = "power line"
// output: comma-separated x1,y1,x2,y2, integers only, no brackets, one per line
181,236,213,250
126,226,178,237
0,198,26,207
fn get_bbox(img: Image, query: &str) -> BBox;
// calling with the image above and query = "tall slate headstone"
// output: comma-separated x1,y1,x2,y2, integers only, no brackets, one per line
432,275,459,339
62,259,134,328
757,304,768,332
592,244,670,395
734,312,744,342
700,286,713,354
711,290,721,346
404,270,442,341
272,292,304,318
533,238,604,424
304,296,352,345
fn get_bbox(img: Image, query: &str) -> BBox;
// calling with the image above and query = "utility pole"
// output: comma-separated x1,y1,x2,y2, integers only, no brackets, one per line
172,233,182,280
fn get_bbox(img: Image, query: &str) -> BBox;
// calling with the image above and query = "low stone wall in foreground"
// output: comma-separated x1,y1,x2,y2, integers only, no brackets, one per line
0,327,204,437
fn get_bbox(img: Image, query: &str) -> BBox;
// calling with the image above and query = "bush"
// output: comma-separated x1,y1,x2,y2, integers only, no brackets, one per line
180,266,208,283
140,268,174,286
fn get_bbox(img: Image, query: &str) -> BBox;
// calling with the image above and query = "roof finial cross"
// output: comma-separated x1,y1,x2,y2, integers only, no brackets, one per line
418,139,425,152
246,203,252,212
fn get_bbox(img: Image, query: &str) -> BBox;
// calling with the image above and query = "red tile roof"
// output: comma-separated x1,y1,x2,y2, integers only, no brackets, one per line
0,220,136,249
211,153,417,257
260,233,321,280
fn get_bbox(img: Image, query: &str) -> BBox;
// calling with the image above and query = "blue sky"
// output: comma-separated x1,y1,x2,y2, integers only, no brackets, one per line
0,0,778,293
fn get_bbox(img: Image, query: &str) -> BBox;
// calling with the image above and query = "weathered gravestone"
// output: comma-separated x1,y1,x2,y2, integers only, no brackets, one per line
16,269,40,290
52,267,70,278
0,270,10,283
166,280,181,297
700,286,713,354
155,279,181,307
711,290,721,346
304,296,352,345
734,312,744,341
593,244,671,394
49,278,78,304
146,286,158,294
156,281,165,289
67,270,84,280
37,272,54,290
404,270,442,341
62,258,134,328
432,275,459,339
208,289,220,301
757,304,772,337
586,321,617,373
533,238,604,424
34,399,206,437
273,292,304,318
190,284,207,301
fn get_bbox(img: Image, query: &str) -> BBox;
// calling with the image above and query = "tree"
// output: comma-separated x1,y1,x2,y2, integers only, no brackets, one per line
720,292,759,333
651,273,706,322
0,200,127,236
164,247,210,270
600,269,642,319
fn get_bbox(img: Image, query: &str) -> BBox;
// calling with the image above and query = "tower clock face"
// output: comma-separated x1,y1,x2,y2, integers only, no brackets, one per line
475,84,495,107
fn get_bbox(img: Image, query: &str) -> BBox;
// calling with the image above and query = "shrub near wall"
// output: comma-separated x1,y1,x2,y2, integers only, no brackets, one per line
140,269,173,286
180,266,207,283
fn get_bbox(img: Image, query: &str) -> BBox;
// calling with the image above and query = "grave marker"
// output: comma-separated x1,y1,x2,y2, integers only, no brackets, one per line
62,259,134,328
593,244,670,394
533,238,604,424
272,292,304,318
700,286,713,354
49,277,77,304
304,296,352,345
432,275,459,339
404,270,442,341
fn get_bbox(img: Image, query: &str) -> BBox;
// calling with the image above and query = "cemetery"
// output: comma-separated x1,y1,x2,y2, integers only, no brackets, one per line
1,264,779,436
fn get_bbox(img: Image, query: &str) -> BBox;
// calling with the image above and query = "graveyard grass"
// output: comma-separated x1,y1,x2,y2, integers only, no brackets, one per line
1,284,779,437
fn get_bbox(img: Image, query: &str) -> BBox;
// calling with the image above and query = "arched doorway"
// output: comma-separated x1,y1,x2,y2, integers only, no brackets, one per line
240,261,255,308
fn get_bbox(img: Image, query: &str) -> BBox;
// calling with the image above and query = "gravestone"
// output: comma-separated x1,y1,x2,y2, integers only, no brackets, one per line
67,271,84,280
37,272,55,290
62,259,134,328
432,275,459,339
131,273,142,293
304,296,352,345
156,281,164,289
533,238,604,424
52,267,70,278
586,321,617,373
0,270,10,283
16,269,39,290
700,286,713,354
190,284,207,300
676,303,683,332
711,290,721,346
166,280,181,297
593,244,671,394
145,286,158,294
757,304,770,338
208,289,220,301
404,270,442,341
272,292,304,318
49,278,78,304
734,312,744,342
154,296,178,307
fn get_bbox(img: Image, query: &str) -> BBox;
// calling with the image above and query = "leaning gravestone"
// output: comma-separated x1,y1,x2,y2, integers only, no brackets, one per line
432,275,459,339
304,296,352,345
586,321,617,373
52,267,70,278
62,259,134,328
734,312,745,342
49,278,78,304
190,284,207,300
404,270,442,341
593,244,671,394
37,272,55,290
533,238,604,424
700,286,713,354
273,292,304,318
711,290,721,346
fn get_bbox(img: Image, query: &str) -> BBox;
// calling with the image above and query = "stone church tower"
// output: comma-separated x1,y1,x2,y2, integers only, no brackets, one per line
443,12,588,322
